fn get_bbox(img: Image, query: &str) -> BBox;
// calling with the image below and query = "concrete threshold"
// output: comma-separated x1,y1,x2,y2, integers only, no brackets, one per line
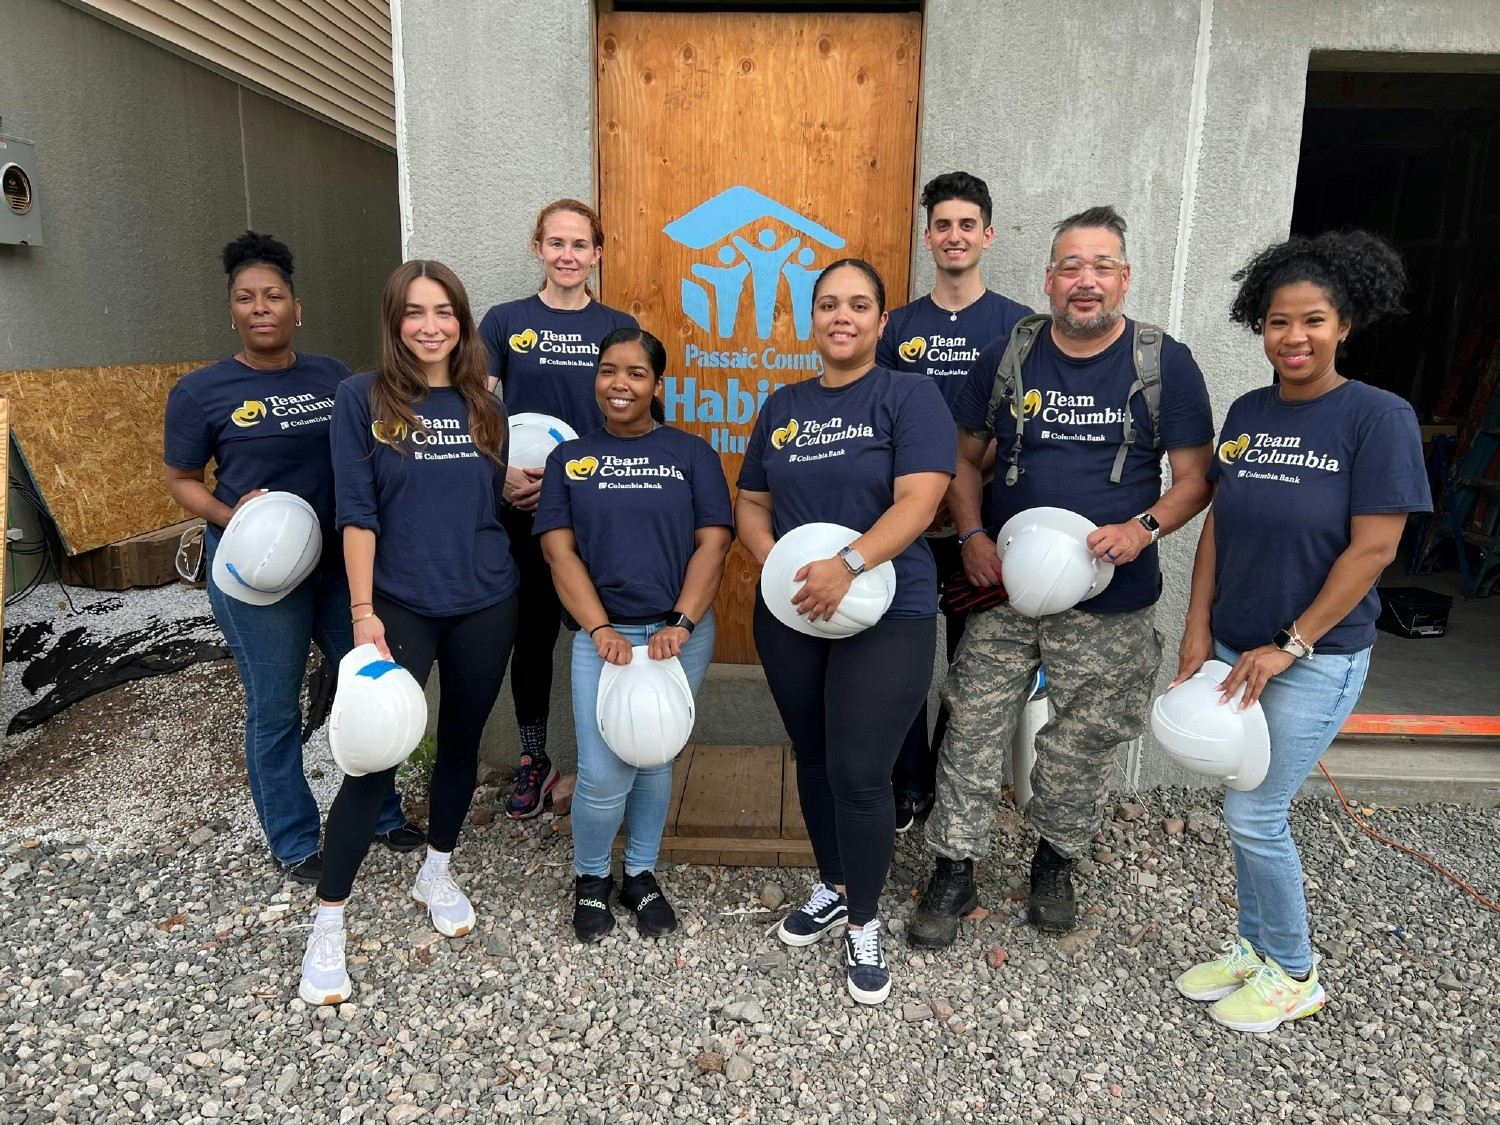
1303,735,1500,807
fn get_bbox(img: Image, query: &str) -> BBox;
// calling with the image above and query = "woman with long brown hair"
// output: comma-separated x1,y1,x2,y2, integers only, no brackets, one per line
479,199,638,819
298,260,519,1005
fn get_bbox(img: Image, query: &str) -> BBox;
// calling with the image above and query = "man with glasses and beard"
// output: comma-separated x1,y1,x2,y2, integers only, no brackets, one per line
908,206,1215,947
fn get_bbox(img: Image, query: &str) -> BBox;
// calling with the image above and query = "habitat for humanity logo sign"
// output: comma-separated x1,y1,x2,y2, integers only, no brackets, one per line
662,186,847,452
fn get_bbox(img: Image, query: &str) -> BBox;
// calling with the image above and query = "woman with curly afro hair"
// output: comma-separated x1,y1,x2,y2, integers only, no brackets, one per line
164,233,419,885
1168,230,1431,1032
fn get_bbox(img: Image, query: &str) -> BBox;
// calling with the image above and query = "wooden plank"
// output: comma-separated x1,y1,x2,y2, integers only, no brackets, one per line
1340,714,1500,737
598,10,923,662
665,743,696,830
656,835,815,864
675,744,784,839
1,398,8,684
0,362,204,554
780,745,808,840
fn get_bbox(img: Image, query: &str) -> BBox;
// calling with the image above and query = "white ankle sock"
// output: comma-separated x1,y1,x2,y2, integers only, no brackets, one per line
315,903,344,929
423,847,451,872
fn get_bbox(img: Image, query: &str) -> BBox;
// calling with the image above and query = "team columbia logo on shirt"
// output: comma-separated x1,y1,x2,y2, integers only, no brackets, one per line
1221,432,1342,473
372,419,409,445
898,337,927,362
231,400,266,427
1010,390,1042,420
566,456,599,481
570,454,685,491
774,416,875,464
509,329,538,353
771,420,799,450
508,326,595,365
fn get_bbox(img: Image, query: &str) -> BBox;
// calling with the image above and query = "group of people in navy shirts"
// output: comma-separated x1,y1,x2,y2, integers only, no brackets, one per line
164,173,1430,1028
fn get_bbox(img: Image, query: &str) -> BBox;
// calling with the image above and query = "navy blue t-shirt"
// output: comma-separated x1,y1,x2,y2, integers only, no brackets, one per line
478,295,638,435
952,319,1214,613
1207,381,1430,655
533,425,733,619
331,374,518,616
164,352,349,570
738,367,957,620
876,291,1034,415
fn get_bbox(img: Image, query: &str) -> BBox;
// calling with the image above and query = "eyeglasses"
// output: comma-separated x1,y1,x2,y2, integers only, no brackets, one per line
1050,256,1126,279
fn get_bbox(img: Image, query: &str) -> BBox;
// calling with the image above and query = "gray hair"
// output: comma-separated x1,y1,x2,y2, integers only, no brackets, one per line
1050,205,1128,262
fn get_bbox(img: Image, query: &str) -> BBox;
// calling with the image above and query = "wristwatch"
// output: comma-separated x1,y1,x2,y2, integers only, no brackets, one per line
837,546,867,577
1273,627,1313,659
1135,512,1161,543
668,612,696,635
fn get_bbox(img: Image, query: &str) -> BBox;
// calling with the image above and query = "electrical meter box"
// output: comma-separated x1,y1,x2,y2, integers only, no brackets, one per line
0,134,43,246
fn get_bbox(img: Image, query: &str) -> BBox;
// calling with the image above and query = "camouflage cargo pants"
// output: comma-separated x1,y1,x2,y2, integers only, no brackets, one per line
925,601,1161,860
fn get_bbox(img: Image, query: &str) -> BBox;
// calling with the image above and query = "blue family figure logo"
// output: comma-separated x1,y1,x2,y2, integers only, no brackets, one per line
664,186,846,341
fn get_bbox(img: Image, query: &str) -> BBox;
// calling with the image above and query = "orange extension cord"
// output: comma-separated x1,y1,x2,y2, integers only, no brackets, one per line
1319,761,1500,913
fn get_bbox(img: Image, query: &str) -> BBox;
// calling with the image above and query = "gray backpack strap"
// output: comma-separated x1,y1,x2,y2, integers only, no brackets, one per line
1110,321,1164,484
983,314,1049,486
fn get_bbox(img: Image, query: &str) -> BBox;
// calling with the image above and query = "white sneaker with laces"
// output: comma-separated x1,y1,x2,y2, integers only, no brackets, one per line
845,918,892,1005
412,863,476,937
299,923,351,1006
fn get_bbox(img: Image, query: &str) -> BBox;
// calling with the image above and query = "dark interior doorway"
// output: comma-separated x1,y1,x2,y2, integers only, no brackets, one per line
1294,62,1500,720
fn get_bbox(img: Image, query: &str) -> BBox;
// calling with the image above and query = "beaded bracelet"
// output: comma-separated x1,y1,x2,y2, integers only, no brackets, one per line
957,528,988,547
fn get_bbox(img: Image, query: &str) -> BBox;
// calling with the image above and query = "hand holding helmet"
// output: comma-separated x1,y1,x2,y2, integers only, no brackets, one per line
995,507,1114,618
328,644,429,777
596,647,696,768
790,556,856,623
759,522,898,639
1150,659,1270,791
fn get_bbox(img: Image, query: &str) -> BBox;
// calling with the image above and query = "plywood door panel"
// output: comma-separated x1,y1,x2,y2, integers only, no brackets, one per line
598,10,922,662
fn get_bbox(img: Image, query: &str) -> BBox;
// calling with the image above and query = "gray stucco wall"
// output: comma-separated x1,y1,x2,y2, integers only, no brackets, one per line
0,0,400,374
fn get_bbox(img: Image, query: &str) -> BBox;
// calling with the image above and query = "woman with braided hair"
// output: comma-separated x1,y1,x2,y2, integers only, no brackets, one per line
1170,230,1430,1032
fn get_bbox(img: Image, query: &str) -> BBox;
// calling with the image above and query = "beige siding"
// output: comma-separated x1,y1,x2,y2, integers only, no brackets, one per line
73,0,395,146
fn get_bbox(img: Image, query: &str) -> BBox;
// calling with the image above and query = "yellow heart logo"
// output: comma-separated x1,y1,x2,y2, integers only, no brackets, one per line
371,419,409,445
1010,390,1041,419
230,400,266,428
1218,433,1250,463
898,336,926,362
509,328,538,353
566,456,599,481
771,419,799,450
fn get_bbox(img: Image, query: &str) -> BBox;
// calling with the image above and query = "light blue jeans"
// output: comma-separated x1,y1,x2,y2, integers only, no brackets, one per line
205,525,405,865
1215,638,1370,977
571,612,716,878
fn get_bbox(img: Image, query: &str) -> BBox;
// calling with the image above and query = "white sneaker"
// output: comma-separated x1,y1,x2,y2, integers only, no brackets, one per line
412,863,476,937
298,923,351,1006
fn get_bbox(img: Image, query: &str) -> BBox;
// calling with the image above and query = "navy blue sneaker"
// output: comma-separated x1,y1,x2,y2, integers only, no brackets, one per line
776,882,848,947
845,919,892,1004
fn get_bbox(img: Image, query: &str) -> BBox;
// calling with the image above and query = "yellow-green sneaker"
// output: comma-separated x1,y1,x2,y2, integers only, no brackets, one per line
1175,938,1264,1001
1209,960,1326,1033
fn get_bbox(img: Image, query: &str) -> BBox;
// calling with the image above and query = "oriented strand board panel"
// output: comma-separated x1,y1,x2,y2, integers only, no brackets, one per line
0,362,205,554
599,10,922,662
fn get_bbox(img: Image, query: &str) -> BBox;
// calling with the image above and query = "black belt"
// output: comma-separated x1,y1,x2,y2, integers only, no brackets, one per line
607,611,676,626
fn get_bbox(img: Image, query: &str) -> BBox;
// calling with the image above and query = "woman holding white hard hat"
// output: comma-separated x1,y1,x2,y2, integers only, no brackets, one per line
736,259,956,1005
479,199,640,820
1170,231,1428,1033
535,327,731,942
297,260,520,1006
163,231,414,885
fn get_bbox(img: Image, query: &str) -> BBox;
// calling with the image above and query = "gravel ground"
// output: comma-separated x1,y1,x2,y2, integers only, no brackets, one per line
2,614,1499,1122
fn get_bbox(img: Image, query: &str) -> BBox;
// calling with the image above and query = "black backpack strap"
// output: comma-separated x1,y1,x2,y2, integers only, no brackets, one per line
983,314,1049,486
1111,320,1164,484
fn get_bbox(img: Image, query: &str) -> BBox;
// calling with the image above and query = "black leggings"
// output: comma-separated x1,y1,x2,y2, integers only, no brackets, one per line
754,595,935,926
894,534,969,798
500,506,562,727
319,594,518,902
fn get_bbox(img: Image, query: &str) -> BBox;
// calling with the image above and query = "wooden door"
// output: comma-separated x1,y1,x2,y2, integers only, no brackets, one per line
598,10,922,662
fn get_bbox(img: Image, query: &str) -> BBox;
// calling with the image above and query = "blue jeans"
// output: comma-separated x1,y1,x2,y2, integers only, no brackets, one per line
570,612,716,878
205,525,404,864
1214,638,1370,977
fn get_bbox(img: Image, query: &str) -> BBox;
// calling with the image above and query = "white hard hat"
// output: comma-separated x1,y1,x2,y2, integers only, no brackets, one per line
211,491,323,605
507,412,579,470
996,506,1114,618
759,522,897,639
328,644,429,777
1150,659,1270,792
596,648,695,768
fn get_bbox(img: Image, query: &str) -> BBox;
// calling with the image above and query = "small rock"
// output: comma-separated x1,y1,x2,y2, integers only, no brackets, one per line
1414,1093,1435,1114
387,1107,428,1125
1093,850,1116,865
1132,871,1159,889
901,1001,931,1022
551,815,572,836
725,1054,753,1083
187,826,216,847
200,1030,232,1050
759,883,785,910
1116,802,1146,822
697,1051,725,1074
1163,817,1185,837
720,999,764,1023
185,1052,213,1069
470,807,492,827
985,946,1008,969
962,905,989,922
1435,972,1466,992
1056,928,1100,955
552,774,576,816
931,999,954,1021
